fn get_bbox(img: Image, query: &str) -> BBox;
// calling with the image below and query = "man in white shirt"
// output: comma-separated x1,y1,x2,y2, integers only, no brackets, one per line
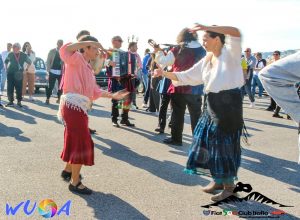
46,40,63,104
1,43,12,93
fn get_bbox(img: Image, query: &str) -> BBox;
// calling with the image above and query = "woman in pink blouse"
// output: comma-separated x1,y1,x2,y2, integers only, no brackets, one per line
58,35,128,195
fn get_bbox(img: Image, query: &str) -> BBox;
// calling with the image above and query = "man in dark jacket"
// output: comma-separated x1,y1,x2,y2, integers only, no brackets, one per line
5,43,31,107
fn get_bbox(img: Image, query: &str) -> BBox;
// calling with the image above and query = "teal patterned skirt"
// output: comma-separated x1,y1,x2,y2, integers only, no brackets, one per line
184,88,244,184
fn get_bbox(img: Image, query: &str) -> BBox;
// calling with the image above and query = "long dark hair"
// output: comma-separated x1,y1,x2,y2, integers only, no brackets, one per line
175,28,198,62
176,28,198,44
206,31,225,45
22,42,31,53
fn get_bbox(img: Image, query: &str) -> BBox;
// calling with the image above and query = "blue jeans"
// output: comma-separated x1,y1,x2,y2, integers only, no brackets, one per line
141,73,149,93
1,69,7,92
251,74,263,97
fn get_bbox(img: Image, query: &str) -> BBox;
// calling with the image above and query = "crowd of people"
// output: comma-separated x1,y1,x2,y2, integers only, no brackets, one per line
0,24,299,201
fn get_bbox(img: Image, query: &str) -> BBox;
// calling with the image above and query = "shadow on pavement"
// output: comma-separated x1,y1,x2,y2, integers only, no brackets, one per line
0,123,31,142
79,191,149,220
241,148,300,190
244,118,298,131
2,107,36,124
13,105,61,124
93,136,209,186
121,126,192,152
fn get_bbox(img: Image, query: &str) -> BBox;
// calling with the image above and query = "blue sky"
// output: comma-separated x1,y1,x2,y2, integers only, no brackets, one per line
0,0,299,60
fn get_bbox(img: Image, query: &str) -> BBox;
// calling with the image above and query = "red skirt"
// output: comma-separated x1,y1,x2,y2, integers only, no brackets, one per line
60,105,94,166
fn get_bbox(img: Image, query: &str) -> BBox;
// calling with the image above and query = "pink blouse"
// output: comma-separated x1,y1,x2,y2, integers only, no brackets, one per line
59,43,102,101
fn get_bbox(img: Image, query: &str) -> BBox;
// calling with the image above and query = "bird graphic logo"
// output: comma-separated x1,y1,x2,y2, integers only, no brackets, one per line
202,182,293,209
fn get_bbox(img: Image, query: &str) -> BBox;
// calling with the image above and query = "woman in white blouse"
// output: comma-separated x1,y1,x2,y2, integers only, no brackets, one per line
22,42,36,101
154,24,245,201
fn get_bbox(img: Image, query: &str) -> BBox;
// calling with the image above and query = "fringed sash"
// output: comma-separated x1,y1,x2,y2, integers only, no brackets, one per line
57,93,92,124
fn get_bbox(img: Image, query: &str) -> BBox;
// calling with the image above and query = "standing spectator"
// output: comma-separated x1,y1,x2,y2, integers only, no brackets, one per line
4,43,32,107
244,48,256,107
251,52,266,98
0,55,3,106
1,43,12,93
155,67,172,134
46,40,64,104
128,42,142,110
267,51,284,118
266,51,281,111
142,49,151,107
22,42,36,101
147,53,161,113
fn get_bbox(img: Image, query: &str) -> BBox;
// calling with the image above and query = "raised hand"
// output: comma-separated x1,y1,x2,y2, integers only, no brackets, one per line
189,23,207,33
112,89,130,100
153,68,163,78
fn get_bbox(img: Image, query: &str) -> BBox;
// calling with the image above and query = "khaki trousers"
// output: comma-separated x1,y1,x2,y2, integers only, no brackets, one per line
22,72,35,96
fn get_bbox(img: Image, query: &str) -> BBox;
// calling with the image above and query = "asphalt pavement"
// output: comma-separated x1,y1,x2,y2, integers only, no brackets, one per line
0,91,299,220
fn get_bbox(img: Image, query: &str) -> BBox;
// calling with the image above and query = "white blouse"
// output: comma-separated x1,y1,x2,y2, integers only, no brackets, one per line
174,36,244,93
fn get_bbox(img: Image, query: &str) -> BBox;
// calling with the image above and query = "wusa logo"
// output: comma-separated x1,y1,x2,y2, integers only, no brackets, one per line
38,199,58,218
6,199,71,218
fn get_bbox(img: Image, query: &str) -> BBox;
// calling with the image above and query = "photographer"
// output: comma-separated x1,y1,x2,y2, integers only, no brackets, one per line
5,43,32,107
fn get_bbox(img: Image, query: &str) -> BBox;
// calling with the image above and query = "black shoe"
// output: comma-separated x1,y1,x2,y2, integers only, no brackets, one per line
287,115,292,120
61,170,83,182
120,120,135,127
17,102,23,108
5,102,14,107
112,121,120,128
45,99,50,105
69,182,92,195
272,114,283,118
163,137,182,146
265,107,274,111
155,127,164,134
89,128,97,134
0,103,3,108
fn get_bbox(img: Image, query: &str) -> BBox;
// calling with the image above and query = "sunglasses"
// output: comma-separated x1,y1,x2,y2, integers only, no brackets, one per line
244,51,250,52
273,53,279,56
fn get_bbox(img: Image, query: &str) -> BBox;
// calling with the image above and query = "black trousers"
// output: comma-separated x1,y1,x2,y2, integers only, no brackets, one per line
148,77,160,112
143,77,150,104
46,72,62,99
111,99,129,122
171,93,202,142
158,94,171,130
7,72,23,102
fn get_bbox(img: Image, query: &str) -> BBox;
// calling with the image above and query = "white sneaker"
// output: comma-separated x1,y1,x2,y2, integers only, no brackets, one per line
131,105,137,110
29,96,35,101
142,103,148,108
250,102,255,108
